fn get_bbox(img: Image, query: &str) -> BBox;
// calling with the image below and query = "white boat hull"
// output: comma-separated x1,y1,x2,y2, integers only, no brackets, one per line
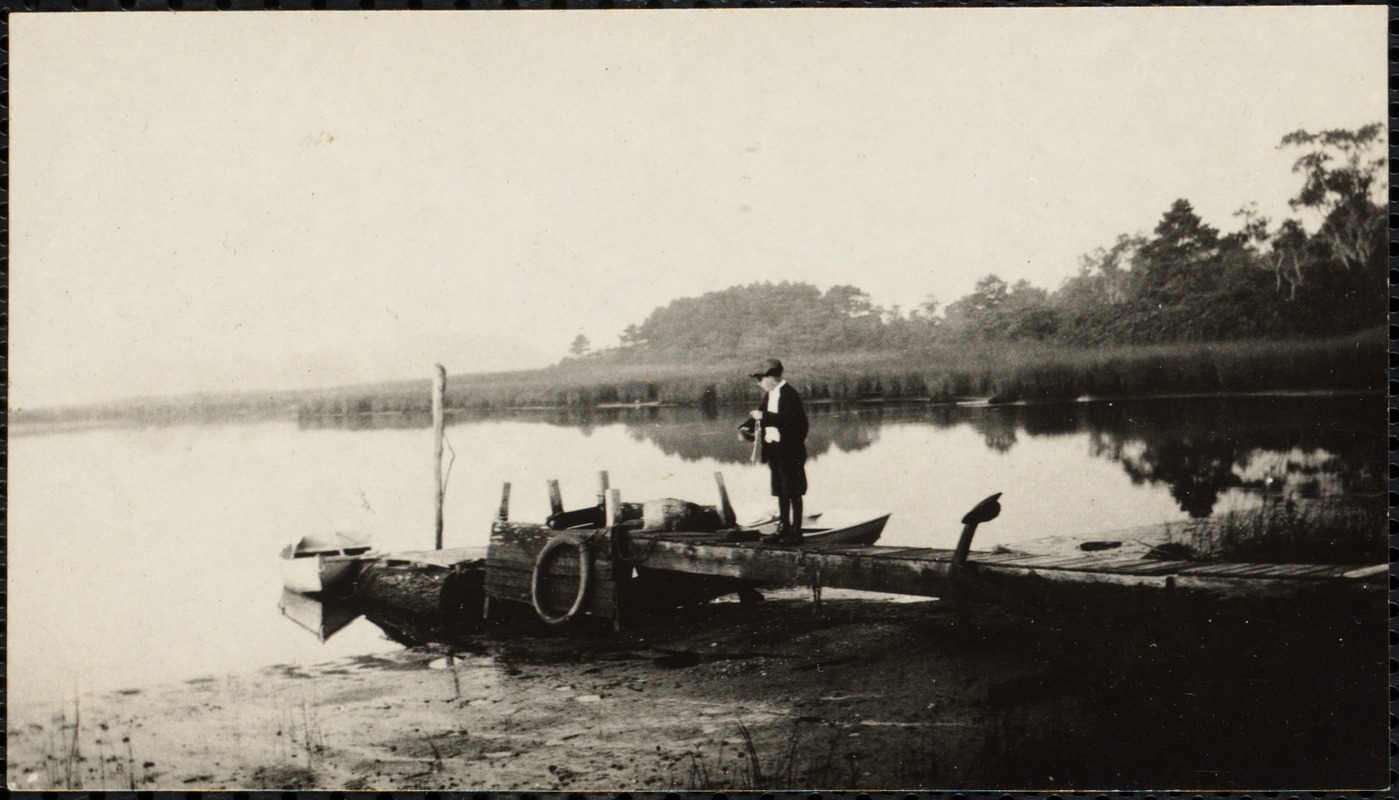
742,510,891,545
280,552,364,594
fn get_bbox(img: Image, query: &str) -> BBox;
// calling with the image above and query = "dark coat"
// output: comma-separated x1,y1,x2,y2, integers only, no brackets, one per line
739,383,808,463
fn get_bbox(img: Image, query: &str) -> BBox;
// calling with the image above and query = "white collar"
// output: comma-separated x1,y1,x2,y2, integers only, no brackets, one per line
769,379,787,393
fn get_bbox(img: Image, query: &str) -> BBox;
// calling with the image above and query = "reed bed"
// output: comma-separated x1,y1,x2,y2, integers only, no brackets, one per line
1166,495,1385,565
295,330,1383,418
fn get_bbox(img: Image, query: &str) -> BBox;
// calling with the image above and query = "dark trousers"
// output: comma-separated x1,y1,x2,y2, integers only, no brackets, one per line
768,457,807,532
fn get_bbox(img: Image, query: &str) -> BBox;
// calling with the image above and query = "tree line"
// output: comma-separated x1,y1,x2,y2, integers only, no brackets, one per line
577,123,1382,359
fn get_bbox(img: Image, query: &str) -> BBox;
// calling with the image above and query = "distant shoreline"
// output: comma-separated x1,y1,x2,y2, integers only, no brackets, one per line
8,387,1381,440
10,331,1383,431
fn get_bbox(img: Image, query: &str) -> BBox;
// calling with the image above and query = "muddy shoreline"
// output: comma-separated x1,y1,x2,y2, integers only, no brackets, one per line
7,588,1384,791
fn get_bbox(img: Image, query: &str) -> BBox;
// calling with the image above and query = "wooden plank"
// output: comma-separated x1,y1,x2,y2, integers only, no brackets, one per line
1265,564,1337,577
1339,564,1387,581
1080,559,1192,577
641,540,958,598
984,553,1101,569
1299,564,1370,580
873,547,958,562
1242,564,1320,579
486,552,614,583
967,551,1042,565
1023,555,1127,570
488,532,615,578
380,548,485,569
1225,563,1301,577
642,532,726,546
971,561,1174,591
1178,562,1280,577
851,546,940,560
484,562,615,593
1172,573,1382,600
803,544,901,557
1061,554,1174,572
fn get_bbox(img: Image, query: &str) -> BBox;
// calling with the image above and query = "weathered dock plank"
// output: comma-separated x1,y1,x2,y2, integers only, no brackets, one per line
623,533,1382,606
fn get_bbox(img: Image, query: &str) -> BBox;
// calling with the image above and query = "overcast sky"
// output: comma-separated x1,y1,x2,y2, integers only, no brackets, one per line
10,7,1384,408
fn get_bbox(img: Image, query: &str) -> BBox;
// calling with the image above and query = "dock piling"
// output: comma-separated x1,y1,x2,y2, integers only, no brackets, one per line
597,471,610,507
498,482,512,522
547,479,564,517
605,488,622,527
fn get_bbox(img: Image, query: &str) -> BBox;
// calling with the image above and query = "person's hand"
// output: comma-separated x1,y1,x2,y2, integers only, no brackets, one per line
749,410,763,420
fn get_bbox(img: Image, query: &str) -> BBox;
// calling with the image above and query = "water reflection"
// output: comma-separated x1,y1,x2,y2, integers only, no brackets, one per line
279,589,362,643
1075,396,1382,517
297,394,1381,520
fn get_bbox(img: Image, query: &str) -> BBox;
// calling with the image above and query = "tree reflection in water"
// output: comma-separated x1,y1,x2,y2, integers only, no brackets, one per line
1076,395,1382,517
604,394,1382,519
620,403,884,464
301,393,1382,521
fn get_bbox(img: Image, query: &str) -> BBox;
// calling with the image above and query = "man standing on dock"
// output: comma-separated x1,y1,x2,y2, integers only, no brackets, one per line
741,358,809,545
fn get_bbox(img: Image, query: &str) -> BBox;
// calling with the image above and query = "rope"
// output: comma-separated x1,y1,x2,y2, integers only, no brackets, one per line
611,529,659,565
531,534,594,626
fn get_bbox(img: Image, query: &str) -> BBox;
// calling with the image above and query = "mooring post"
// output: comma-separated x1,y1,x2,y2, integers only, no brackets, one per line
432,364,447,550
605,488,622,527
597,471,610,507
713,472,737,527
951,492,1002,633
497,482,512,522
953,492,1002,567
547,479,564,517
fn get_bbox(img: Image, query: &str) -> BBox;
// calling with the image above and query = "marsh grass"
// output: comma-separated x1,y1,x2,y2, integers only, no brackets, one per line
1167,495,1385,565
295,331,1382,418
38,698,84,789
27,697,154,791
667,715,942,790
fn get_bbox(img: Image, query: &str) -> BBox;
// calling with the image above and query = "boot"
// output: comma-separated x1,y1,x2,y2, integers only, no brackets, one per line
779,523,804,545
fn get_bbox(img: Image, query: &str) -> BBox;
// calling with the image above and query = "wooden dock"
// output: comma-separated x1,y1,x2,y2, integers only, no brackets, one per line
473,524,1383,629
336,525,1383,633
336,476,1383,629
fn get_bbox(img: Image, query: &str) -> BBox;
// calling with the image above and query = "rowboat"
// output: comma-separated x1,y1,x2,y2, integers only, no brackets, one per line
740,510,891,545
279,531,373,594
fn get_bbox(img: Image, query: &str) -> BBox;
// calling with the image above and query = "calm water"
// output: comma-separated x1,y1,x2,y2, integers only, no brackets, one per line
7,394,1382,708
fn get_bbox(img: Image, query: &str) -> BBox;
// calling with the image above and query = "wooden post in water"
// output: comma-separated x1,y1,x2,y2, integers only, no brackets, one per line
547,479,564,517
597,471,610,507
497,483,512,522
432,364,447,550
713,472,737,527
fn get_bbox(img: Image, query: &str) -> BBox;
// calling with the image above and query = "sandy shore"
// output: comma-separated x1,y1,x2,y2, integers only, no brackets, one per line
6,586,1385,791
